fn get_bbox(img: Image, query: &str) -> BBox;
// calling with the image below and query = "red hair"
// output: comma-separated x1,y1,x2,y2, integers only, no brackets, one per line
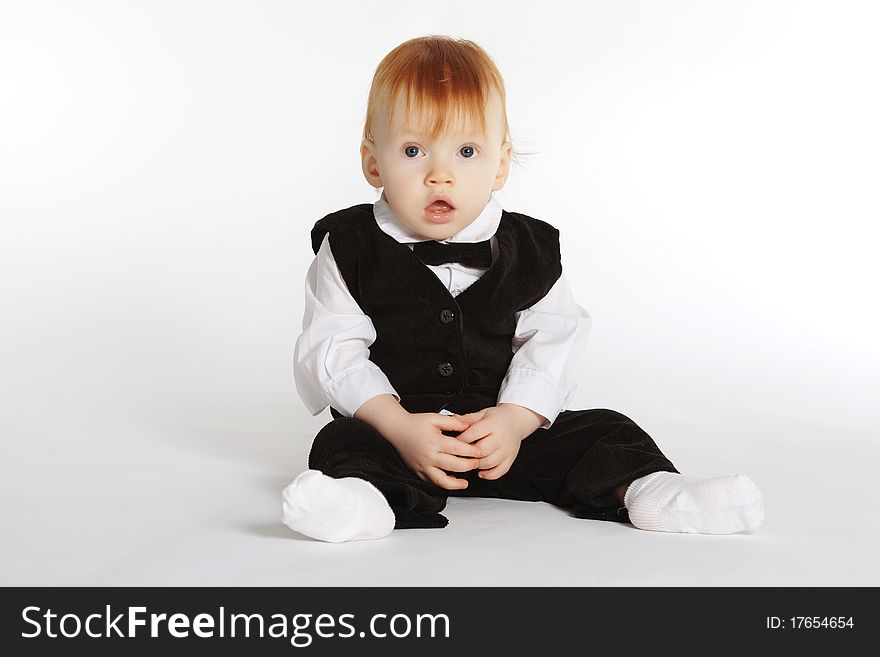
363,35,532,163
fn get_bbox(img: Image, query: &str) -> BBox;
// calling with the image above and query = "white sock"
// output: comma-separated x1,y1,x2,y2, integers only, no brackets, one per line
281,470,395,543
623,471,765,534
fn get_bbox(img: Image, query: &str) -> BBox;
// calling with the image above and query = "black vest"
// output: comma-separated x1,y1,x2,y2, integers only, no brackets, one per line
311,203,562,416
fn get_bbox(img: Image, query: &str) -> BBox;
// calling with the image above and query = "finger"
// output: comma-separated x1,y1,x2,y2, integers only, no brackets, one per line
436,452,481,473
441,436,483,459
428,467,469,490
456,422,491,445
478,460,511,480
473,448,505,470
448,413,473,426
453,410,487,424
472,434,494,450
433,415,471,432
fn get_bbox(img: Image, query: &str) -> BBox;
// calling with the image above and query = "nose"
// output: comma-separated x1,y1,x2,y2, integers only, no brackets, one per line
425,159,453,186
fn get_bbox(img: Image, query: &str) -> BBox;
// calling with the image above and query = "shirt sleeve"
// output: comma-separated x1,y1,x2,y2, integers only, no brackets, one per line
293,233,400,417
496,273,592,430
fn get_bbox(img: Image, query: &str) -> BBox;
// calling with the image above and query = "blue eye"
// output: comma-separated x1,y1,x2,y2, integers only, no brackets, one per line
460,145,476,158
403,145,420,158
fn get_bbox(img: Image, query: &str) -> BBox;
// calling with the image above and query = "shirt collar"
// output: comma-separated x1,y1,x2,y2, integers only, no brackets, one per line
373,189,503,243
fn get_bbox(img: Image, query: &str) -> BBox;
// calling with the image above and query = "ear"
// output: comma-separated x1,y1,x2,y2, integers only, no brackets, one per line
492,139,512,191
360,137,383,188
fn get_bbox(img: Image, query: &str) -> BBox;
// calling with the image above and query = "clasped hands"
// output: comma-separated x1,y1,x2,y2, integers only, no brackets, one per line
388,403,546,491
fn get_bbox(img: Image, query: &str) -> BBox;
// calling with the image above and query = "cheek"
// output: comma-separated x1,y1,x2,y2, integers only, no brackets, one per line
479,158,499,176
463,156,495,175
381,158,422,182
458,163,497,192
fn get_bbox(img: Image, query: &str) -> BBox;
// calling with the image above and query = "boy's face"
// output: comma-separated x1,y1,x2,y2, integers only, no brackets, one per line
361,89,512,241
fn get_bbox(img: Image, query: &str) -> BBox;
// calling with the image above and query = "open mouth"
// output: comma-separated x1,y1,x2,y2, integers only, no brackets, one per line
425,200,455,213
424,200,456,223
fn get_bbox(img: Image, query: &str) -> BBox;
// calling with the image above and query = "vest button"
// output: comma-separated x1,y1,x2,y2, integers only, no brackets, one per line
437,362,454,377
439,308,455,324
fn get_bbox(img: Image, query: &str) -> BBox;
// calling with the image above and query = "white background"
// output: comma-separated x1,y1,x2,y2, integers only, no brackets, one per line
1,0,878,585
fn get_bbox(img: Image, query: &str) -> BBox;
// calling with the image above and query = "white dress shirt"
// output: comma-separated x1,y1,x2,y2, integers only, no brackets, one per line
293,190,592,429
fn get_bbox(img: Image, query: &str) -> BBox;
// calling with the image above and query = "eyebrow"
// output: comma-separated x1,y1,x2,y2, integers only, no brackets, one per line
398,131,486,141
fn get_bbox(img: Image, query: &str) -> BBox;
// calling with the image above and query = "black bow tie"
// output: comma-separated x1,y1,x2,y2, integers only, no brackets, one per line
412,239,493,268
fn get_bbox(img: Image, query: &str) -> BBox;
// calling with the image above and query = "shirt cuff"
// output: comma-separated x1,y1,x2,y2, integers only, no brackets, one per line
496,368,565,430
325,366,400,417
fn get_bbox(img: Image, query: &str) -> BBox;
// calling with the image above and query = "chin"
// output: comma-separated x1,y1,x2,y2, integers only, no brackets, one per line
423,225,458,241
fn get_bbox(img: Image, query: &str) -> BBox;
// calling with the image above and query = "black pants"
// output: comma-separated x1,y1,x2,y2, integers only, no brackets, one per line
308,396,679,530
